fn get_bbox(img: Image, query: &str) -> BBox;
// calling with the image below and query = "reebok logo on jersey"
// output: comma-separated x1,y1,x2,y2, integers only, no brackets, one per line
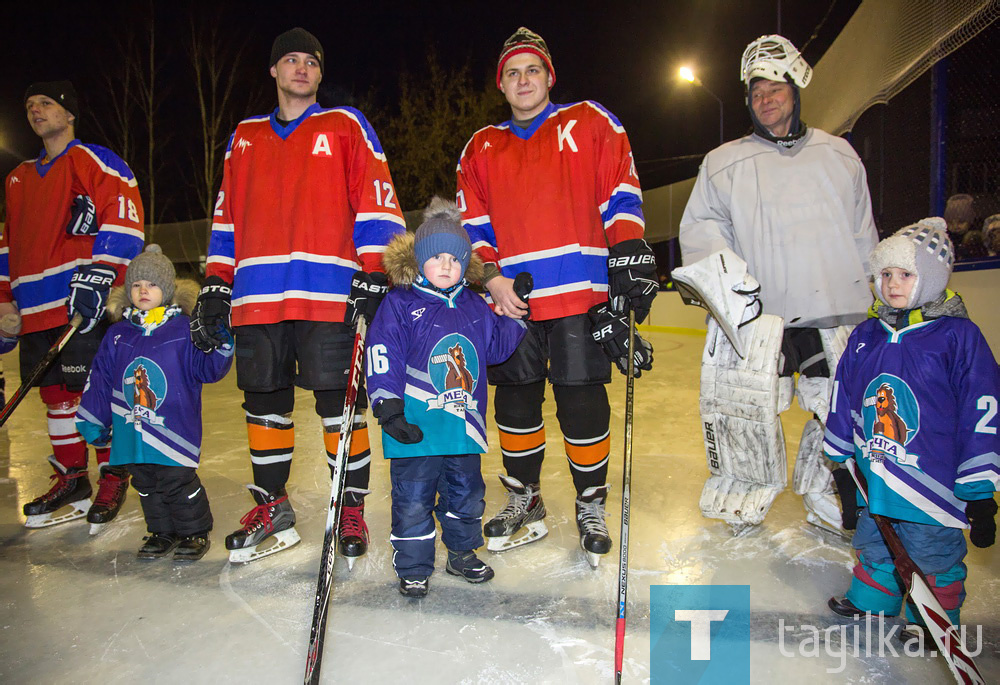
411,307,426,320
235,137,252,152
61,364,88,374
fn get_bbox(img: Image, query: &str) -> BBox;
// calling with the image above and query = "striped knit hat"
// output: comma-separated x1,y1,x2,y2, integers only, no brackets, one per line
496,27,555,89
870,217,954,309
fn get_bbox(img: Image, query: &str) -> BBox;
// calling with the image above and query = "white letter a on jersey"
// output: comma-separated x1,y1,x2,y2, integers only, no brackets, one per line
312,134,332,156
557,120,578,152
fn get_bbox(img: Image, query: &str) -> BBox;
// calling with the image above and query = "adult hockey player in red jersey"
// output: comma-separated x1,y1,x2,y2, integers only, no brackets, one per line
457,28,656,567
1,80,145,531
198,28,406,564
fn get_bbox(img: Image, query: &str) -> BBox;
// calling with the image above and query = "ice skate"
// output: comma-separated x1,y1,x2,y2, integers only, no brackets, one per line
484,475,547,552
338,488,370,570
174,533,211,563
87,464,130,535
399,577,429,598
446,550,495,583
23,456,92,528
576,484,612,569
225,485,300,563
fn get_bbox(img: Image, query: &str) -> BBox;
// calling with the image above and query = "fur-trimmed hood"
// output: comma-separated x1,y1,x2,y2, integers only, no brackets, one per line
107,279,200,321
383,231,484,287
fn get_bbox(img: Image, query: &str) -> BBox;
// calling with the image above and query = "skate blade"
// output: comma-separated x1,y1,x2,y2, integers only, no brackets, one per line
89,522,106,536
228,528,301,563
585,551,601,569
24,499,90,529
486,520,548,552
805,512,851,540
344,555,356,571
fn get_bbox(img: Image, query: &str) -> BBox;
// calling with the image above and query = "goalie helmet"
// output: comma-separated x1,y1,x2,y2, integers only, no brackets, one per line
740,35,812,88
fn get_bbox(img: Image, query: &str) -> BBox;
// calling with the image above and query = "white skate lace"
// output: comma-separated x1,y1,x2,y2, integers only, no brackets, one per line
577,500,609,535
496,491,533,521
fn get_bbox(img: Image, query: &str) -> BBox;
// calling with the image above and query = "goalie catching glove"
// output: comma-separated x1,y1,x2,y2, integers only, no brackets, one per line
190,276,233,352
372,398,423,444
607,239,658,323
345,271,390,325
67,264,117,334
588,302,654,377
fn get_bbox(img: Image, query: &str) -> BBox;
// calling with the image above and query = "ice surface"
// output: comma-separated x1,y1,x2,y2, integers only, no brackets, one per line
0,331,996,683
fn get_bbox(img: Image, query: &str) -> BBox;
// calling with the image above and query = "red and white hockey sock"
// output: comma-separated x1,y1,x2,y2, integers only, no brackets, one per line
39,385,87,470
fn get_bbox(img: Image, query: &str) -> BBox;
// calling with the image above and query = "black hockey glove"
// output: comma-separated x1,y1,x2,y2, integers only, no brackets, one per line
831,467,860,531
67,264,117,334
372,398,423,444
190,276,233,352
65,195,98,236
588,303,654,378
345,271,390,325
965,497,997,548
512,271,533,318
607,239,658,323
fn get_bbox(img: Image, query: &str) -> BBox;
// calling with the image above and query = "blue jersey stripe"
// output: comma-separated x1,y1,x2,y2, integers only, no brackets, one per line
93,231,144,264
233,259,356,300
12,269,76,310
500,252,607,291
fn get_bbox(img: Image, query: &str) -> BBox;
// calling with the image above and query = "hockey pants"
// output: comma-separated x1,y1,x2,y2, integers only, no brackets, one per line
128,464,213,536
389,455,485,579
845,508,967,623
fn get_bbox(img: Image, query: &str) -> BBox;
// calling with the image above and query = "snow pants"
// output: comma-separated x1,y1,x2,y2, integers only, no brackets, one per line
845,508,967,623
389,454,485,579
127,464,213,536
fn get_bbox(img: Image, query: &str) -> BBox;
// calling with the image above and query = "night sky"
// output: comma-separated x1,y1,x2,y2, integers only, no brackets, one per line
2,0,860,219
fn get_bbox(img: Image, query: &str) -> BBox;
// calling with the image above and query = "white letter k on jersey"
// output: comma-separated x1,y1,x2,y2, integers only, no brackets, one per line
557,120,578,152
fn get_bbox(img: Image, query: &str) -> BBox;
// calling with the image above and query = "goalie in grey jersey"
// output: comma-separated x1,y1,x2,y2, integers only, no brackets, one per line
673,35,878,535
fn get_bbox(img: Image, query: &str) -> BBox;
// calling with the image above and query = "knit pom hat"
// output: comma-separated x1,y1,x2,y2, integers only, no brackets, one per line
270,27,324,74
25,80,79,121
496,27,555,89
869,217,954,309
126,245,176,305
414,197,471,279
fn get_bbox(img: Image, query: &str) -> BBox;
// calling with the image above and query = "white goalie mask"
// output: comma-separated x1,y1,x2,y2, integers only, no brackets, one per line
740,34,812,88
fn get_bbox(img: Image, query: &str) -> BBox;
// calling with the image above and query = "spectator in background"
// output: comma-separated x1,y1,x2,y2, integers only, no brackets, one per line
984,214,1000,257
944,193,986,260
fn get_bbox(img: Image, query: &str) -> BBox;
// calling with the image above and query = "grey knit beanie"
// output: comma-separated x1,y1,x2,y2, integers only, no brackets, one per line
126,245,176,305
414,197,471,279
870,217,954,309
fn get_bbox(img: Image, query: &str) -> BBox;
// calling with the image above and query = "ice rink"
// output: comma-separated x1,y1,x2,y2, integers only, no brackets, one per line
1,328,997,684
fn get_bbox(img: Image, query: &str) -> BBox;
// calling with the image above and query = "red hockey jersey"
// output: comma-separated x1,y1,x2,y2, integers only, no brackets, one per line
1,141,145,334
456,101,645,321
206,104,406,327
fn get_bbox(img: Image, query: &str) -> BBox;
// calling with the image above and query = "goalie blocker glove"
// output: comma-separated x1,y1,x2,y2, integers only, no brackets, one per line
607,239,658,323
190,276,233,352
67,264,117,333
588,302,653,377
345,271,390,325
372,398,423,444
65,195,98,236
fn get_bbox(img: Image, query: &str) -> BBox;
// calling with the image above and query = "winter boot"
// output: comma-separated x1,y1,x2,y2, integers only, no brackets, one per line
446,550,495,583
399,577,429,598
174,533,211,562
138,533,181,559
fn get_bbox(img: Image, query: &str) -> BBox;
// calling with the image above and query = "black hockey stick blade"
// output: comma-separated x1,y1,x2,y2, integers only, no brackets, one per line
846,460,985,685
614,309,636,684
0,313,82,428
304,317,368,685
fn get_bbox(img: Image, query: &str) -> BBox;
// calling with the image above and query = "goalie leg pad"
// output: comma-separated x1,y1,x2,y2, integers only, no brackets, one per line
699,314,786,527
792,419,844,534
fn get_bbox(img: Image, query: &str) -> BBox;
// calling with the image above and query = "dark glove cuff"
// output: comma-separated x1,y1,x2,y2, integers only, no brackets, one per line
965,497,998,520
373,398,405,424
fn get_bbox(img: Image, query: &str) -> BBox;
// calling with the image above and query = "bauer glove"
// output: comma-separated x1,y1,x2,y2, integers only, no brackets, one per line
607,239,658,323
965,497,997,548
373,398,423,444
588,302,654,378
345,271,390,325
190,276,233,352
67,264,117,334
66,195,98,236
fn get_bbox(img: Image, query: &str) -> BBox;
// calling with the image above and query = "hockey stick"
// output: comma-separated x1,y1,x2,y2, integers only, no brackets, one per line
846,459,985,685
0,313,82,428
614,306,636,685
304,316,368,685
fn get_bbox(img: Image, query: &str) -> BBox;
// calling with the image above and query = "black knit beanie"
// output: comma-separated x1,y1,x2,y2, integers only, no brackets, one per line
270,28,324,74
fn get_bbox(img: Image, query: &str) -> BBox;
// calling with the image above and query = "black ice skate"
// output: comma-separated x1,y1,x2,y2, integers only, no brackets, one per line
576,484,612,568
137,533,181,559
174,533,211,563
338,487,370,570
225,485,300,563
484,475,547,552
23,456,92,528
399,577,429,598
446,550,495,583
87,464,130,535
